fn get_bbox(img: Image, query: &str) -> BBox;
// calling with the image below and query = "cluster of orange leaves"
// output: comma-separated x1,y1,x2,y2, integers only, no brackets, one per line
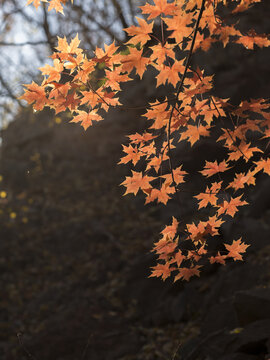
26,0,72,14
22,0,270,281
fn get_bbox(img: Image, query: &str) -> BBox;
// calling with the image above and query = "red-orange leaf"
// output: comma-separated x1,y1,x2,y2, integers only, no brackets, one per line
70,110,102,130
140,0,177,20
174,265,201,282
121,171,155,196
200,160,230,177
149,263,174,281
224,238,250,261
124,17,154,46
20,81,47,111
180,124,210,146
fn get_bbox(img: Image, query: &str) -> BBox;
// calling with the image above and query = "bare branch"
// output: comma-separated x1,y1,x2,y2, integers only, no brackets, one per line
0,73,24,108
0,41,48,46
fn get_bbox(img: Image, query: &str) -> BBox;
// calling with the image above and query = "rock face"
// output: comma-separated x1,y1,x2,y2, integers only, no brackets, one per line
234,289,270,326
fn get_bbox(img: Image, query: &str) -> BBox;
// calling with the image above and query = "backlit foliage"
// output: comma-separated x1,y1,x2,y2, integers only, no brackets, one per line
21,0,270,281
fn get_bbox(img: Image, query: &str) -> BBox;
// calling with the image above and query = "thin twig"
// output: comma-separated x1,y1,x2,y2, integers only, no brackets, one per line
166,0,206,209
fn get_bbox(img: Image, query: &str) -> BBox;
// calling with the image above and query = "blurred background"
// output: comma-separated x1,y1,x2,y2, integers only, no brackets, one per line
0,1,270,359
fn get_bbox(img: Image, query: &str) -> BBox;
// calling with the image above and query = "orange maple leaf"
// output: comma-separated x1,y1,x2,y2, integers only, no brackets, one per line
154,236,177,253
161,216,179,240
149,263,174,281
164,11,193,44
124,17,154,46
55,34,82,55
200,160,230,177
39,59,64,83
180,124,210,146
255,158,270,175
20,81,47,111
224,238,250,261
145,183,175,205
121,171,155,196
236,30,270,50
171,250,186,267
119,145,142,166
70,110,102,130
209,251,227,265
143,100,170,129
150,43,175,65
227,171,256,191
161,166,187,186
26,0,46,9
105,67,131,91
174,265,201,282
218,195,248,217
120,47,150,79
140,0,177,20
227,141,262,162
194,181,222,209
128,132,157,145
48,0,64,13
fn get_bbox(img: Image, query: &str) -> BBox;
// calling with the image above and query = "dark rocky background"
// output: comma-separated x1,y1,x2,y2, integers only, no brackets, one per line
0,2,270,359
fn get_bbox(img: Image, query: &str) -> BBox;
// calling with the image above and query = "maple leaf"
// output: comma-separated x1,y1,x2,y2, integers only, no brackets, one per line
74,59,95,83
234,98,269,117
218,195,248,217
255,158,270,175
194,181,222,209
209,251,227,265
236,30,270,50
149,263,174,281
200,160,230,177
227,171,256,191
227,141,262,162
174,265,201,282
150,43,175,65
128,132,157,145
124,17,154,46
140,0,177,20
161,217,179,240
39,59,64,83
154,61,185,87
145,155,163,173
143,100,170,129
141,142,156,158
194,34,216,52
164,11,194,44
26,0,46,9
215,25,242,47
161,166,187,186
119,145,142,166
206,215,224,236
105,68,131,91
186,221,213,245
232,0,261,14
171,250,186,267
120,47,149,79
121,171,155,196
200,100,226,125
224,238,250,261
70,110,102,130
55,34,82,55
48,0,64,13
153,235,178,255
180,124,210,146
20,81,47,111
145,183,175,205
